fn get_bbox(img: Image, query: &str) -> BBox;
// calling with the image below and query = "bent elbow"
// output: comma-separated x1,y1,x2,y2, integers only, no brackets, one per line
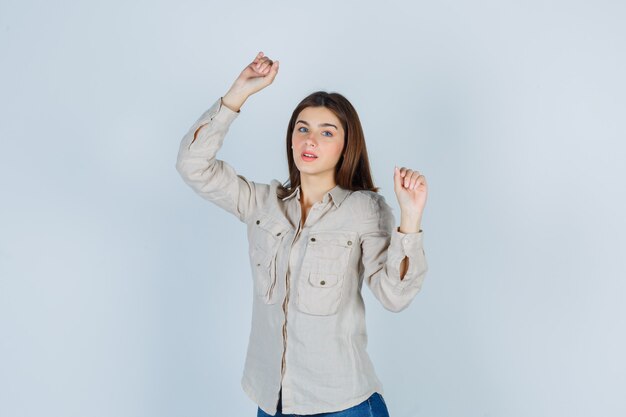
382,296,413,313
175,160,193,184
384,283,424,313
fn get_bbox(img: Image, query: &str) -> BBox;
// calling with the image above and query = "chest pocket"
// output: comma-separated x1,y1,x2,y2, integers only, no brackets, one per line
249,215,291,304
296,230,358,316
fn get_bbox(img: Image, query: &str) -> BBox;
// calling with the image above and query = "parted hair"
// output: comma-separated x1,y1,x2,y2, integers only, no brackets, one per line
278,91,379,199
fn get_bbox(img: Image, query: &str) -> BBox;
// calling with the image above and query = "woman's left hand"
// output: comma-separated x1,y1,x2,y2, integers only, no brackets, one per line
393,166,428,215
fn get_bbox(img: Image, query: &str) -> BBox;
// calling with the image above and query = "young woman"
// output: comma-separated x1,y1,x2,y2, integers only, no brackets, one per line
175,51,429,417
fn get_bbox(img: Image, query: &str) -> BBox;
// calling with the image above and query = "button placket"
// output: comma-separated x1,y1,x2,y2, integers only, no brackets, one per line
279,208,304,408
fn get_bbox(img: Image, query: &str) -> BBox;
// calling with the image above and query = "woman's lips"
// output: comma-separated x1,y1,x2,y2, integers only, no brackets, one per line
301,152,318,162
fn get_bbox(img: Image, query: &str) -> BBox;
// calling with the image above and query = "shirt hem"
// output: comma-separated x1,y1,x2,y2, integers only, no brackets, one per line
281,386,385,415
241,378,278,416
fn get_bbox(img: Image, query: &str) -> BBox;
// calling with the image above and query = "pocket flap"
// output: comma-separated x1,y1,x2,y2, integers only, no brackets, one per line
308,231,358,248
255,216,290,237
308,272,339,288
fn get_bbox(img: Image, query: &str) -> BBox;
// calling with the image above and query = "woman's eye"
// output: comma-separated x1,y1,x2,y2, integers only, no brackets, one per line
322,131,333,137
298,126,308,133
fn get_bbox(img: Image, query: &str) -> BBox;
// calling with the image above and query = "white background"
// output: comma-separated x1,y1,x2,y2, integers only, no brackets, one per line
1,1,625,416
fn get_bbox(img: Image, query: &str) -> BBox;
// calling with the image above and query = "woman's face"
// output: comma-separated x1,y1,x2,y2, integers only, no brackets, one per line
291,106,345,182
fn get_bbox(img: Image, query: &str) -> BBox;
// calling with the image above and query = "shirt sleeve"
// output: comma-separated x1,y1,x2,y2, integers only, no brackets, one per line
175,97,269,223
359,195,428,312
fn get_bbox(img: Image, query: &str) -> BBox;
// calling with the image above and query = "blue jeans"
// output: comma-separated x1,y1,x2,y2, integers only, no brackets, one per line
256,390,390,417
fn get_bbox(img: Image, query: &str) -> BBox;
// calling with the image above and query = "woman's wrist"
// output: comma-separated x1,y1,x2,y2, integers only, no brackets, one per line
222,88,249,112
399,211,422,233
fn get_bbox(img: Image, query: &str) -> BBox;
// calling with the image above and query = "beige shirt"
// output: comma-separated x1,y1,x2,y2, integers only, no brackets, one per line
175,97,429,415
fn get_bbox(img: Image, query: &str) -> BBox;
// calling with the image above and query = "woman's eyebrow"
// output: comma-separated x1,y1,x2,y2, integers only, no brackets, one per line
296,120,338,130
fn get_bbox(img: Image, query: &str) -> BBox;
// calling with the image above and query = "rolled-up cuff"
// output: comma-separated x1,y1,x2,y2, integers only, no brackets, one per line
187,97,240,150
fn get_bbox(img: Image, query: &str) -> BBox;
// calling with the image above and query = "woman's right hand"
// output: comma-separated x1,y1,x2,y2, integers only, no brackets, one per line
222,51,279,112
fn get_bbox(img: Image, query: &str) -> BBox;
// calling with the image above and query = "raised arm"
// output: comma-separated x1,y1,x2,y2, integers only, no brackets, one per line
174,52,280,223
360,164,429,311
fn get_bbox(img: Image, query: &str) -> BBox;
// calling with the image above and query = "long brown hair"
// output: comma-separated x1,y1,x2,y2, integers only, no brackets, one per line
278,91,379,199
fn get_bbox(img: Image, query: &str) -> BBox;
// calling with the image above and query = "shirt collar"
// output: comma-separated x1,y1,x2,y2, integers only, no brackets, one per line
281,183,351,208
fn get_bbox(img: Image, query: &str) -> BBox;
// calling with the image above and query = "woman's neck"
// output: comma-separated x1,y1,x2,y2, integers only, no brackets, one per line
299,175,336,207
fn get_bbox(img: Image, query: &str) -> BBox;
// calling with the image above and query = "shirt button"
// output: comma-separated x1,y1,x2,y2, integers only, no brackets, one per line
320,280,326,285
347,240,352,245
310,237,316,242
256,220,260,225
403,237,410,244
276,232,281,236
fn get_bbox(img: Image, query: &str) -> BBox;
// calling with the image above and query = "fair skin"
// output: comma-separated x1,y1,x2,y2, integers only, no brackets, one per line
222,51,429,278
